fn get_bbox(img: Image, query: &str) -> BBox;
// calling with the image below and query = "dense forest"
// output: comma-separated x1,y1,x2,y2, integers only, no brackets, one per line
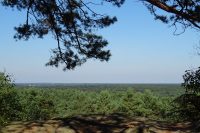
1,72,199,131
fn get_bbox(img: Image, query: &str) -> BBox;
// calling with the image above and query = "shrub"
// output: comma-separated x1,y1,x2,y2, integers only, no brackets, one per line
175,67,200,121
0,72,21,126
18,89,55,121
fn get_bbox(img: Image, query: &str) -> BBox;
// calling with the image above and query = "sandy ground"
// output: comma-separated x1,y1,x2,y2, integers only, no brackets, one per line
1,114,197,133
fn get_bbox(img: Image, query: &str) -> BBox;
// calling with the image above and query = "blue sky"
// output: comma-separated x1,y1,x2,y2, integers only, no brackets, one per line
0,1,200,83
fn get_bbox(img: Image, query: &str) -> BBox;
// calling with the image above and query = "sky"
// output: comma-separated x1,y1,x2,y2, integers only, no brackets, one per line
0,1,200,83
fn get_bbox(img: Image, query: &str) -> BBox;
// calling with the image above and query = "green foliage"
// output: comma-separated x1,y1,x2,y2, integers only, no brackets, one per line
0,72,21,126
175,94,200,121
18,90,55,121
182,68,200,94
175,67,200,121
1,81,184,127
116,89,173,120
16,88,175,121
91,90,112,113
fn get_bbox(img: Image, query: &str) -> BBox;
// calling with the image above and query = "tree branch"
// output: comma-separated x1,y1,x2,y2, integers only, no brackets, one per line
145,0,200,29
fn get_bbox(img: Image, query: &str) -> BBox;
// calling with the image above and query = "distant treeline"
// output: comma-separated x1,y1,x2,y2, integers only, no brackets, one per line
15,83,184,97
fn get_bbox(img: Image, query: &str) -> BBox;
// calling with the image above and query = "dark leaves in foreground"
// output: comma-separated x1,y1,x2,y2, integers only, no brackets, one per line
182,67,200,94
1,0,124,70
144,0,200,34
2,0,200,70
174,67,200,121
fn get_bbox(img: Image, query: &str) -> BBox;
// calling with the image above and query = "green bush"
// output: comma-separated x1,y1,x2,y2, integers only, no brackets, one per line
93,90,118,114
175,67,200,121
18,89,55,120
115,89,174,120
0,72,21,126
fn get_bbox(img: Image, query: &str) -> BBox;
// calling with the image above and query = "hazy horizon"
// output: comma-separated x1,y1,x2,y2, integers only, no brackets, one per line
15,82,181,84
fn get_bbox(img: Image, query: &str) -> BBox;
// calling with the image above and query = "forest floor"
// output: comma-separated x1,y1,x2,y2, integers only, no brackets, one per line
0,114,197,133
